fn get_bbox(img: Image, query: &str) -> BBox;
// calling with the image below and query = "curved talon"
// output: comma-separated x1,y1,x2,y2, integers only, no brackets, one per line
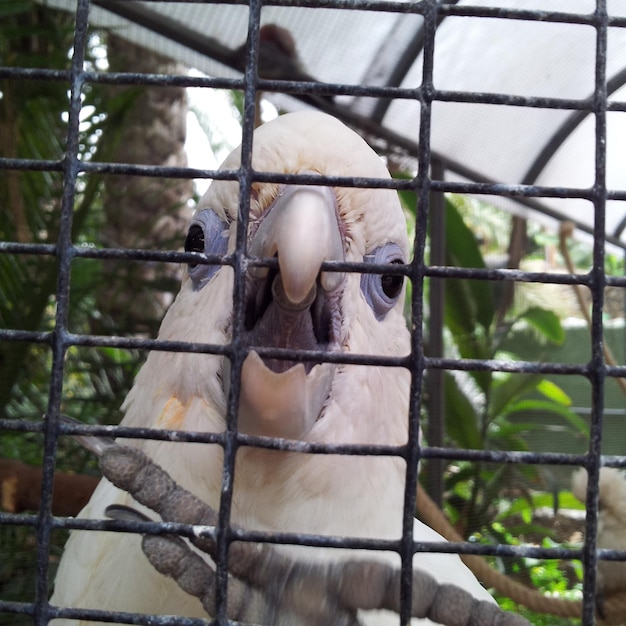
58,414,116,457
105,504,151,523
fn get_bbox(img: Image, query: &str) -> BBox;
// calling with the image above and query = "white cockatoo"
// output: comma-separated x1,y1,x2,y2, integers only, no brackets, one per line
572,467,626,613
51,111,494,625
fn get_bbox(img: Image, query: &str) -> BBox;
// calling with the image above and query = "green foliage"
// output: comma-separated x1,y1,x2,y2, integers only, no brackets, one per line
437,199,587,598
493,528,583,625
437,196,584,469
518,306,564,344
444,197,495,335
0,1,147,425
0,4,151,621
396,191,587,606
486,493,583,623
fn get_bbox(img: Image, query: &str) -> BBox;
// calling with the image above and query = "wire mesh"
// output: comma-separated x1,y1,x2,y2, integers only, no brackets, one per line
0,1,624,625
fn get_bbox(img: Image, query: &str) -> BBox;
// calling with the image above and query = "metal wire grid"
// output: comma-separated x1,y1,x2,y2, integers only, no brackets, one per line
0,0,625,624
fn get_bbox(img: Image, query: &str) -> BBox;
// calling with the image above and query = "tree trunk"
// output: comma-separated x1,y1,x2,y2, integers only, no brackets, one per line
98,35,194,337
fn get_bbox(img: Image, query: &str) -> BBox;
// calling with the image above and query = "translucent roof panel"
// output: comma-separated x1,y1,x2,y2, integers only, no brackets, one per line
431,14,596,99
43,0,626,249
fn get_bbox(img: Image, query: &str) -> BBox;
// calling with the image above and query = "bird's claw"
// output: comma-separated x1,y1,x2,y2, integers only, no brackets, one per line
70,429,532,625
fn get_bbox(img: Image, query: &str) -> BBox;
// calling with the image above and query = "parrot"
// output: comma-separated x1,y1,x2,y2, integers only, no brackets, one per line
232,23,333,115
233,23,305,81
572,467,626,617
50,111,494,625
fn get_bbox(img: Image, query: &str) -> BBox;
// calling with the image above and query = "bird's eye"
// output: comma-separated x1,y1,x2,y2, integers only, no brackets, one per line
185,209,229,291
381,263,404,299
361,243,406,320
184,225,205,268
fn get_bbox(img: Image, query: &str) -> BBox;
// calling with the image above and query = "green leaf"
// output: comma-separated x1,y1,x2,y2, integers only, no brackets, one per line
504,399,589,436
444,196,494,333
441,197,496,393
536,379,572,406
487,419,536,451
489,373,543,421
519,307,565,345
442,372,482,449
497,494,547,520
560,491,586,510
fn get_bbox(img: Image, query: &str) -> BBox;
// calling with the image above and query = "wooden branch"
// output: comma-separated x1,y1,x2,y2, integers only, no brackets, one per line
558,222,626,396
0,458,98,516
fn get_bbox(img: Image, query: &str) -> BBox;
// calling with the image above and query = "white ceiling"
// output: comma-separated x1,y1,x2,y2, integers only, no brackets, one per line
46,0,626,250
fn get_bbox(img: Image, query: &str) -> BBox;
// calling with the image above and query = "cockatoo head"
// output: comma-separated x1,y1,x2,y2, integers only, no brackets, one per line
154,111,410,442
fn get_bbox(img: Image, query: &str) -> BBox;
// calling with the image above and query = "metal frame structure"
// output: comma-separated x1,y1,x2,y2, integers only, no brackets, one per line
80,0,626,248
1,1,625,625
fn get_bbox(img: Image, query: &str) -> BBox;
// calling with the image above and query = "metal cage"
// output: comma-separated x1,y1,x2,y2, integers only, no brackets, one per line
1,1,626,625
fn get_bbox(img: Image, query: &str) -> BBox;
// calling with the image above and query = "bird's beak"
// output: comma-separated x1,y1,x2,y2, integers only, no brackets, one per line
248,184,344,301
225,183,344,439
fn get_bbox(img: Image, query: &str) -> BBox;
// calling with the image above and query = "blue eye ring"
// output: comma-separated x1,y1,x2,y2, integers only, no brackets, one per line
185,209,229,290
360,243,405,320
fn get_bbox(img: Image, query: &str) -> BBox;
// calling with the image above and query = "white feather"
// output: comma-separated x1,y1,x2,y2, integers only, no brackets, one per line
572,467,626,596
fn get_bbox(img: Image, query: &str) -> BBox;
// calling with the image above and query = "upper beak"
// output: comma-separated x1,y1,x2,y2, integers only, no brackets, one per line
248,183,345,303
